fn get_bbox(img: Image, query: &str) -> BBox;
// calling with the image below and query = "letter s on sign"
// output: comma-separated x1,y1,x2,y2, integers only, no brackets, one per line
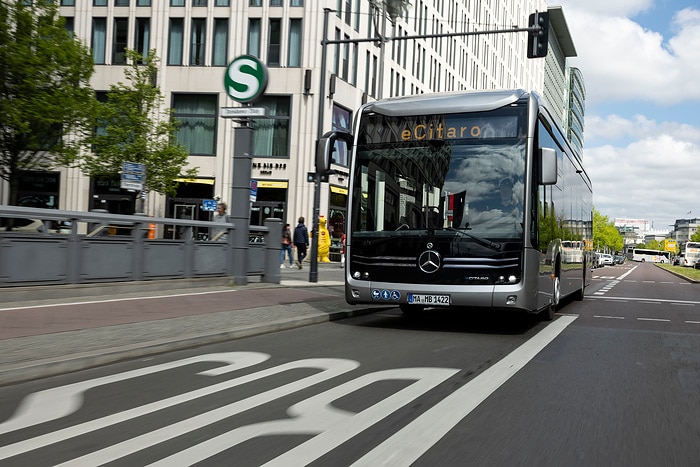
228,58,259,101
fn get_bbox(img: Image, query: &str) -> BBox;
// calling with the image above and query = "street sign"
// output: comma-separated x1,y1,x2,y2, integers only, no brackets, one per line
202,199,218,211
250,179,258,202
224,55,268,104
121,161,146,191
221,107,266,118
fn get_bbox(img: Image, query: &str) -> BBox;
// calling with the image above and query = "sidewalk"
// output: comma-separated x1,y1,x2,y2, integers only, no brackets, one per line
0,261,376,386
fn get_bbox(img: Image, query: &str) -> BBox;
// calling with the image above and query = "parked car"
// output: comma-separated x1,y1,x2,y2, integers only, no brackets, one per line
695,258,700,270
600,253,614,266
614,255,626,264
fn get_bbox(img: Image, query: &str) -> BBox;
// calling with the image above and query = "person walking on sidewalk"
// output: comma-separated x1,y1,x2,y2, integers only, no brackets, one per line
293,217,309,269
280,223,294,268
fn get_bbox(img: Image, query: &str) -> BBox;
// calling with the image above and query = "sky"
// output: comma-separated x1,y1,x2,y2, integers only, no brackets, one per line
553,0,700,231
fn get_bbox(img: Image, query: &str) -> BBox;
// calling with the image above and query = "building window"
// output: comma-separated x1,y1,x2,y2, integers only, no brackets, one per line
92,18,106,64
248,18,261,57
60,0,76,5
172,94,218,156
249,0,261,6
94,0,107,6
113,18,128,64
63,16,74,36
270,0,282,6
190,18,206,66
267,19,281,67
252,96,290,157
115,0,129,6
291,0,303,6
288,19,301,67
137,0,151,5
212,18,228,66
215,0,229,5
341,34,349,80
171,0,184,6
168,18,184,65
135,18,150,59
192,0,206,6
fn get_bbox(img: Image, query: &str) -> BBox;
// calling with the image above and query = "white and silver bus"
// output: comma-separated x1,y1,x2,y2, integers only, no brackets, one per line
681,242,700,267
632,248,670,263
321,90,592,319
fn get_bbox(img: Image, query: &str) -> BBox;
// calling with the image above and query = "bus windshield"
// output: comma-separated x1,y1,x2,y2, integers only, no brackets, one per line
352,110,527,245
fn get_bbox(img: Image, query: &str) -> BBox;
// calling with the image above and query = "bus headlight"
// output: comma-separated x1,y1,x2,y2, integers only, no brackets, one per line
353,271,361,279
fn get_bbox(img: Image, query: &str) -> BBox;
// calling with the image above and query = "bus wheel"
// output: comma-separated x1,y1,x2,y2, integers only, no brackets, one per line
400,304,424,316
540,275,560,321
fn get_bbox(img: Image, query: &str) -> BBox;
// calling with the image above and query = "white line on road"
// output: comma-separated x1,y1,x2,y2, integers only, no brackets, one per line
637,318,671,322
350,315,578,467
594,315,625,320
586,296,700,306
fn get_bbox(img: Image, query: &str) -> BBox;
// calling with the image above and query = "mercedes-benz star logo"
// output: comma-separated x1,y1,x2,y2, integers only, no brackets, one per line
418,250,441,274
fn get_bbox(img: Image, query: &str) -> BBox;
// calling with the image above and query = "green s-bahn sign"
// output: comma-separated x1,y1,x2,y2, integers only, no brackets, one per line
224,55,268,104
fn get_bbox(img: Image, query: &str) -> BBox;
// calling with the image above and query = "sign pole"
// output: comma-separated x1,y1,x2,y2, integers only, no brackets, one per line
230,121,253,285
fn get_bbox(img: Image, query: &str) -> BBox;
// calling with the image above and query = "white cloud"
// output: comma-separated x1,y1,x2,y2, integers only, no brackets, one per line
556,3,700,106
585,114,700,144
585,129,700,227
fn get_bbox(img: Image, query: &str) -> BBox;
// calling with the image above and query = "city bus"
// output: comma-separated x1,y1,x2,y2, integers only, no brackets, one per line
681,242,700,267
320,90,592,320
631,248,670,263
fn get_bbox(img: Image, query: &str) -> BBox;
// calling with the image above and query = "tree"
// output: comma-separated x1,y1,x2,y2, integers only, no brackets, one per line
0,0,96,206
593,208,623,252
79,49,196,210
691,230,700,242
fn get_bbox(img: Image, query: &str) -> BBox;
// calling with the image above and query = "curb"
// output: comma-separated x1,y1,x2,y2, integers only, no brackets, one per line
0,306,379,387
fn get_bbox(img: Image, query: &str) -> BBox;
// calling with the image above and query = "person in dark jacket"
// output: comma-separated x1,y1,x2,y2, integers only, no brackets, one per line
293,217,309,269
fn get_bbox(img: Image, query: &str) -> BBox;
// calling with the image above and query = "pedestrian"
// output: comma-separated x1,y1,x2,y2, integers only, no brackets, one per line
210,202,228,241
280,223,294,268
293,216,309,269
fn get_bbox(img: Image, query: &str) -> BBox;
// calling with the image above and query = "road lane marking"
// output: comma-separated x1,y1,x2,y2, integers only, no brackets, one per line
587,296,700,306
0,352,268,436
350,315,578,467
637,318,671,322
594,315,625,320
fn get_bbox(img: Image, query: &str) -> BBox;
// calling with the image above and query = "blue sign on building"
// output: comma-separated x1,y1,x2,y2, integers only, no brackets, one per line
202,199,218,212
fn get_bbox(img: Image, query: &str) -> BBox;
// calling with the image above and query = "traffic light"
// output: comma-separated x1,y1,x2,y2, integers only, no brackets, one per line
527,11,549,58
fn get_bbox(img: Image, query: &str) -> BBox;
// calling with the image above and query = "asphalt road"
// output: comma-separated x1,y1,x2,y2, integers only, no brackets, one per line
0,262,698,466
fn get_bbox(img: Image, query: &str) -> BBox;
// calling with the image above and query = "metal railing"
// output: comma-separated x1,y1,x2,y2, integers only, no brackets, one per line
0,205,282,287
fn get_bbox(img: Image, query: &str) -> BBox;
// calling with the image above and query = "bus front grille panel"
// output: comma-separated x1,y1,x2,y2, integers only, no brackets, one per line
350,252,521,285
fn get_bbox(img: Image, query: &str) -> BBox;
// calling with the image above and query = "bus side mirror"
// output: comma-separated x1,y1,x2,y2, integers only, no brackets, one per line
316,130,353,173
539,147,557,185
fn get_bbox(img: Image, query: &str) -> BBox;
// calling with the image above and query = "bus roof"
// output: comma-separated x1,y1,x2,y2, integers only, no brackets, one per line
361,89,530,116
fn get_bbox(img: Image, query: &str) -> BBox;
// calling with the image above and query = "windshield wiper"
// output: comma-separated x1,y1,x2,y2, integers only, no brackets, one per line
446,227,502,251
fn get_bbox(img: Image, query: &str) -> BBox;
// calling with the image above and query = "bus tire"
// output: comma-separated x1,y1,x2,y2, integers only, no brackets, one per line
540,273,560,321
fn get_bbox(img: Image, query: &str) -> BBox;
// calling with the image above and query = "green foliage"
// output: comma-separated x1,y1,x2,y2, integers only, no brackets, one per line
691,230,700,242
80,49,196,197
646,239,663,250
0,0,96,204
593,208,623,252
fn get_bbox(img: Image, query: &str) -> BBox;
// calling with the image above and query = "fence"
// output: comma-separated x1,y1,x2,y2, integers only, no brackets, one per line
0,205,282,287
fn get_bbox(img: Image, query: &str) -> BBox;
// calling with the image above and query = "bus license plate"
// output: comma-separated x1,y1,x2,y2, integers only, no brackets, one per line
407,293,451,306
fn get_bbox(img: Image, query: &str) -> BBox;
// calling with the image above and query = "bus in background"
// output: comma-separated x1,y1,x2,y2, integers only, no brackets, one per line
319,90,592,320
632,248,671,263
681,242,700,267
